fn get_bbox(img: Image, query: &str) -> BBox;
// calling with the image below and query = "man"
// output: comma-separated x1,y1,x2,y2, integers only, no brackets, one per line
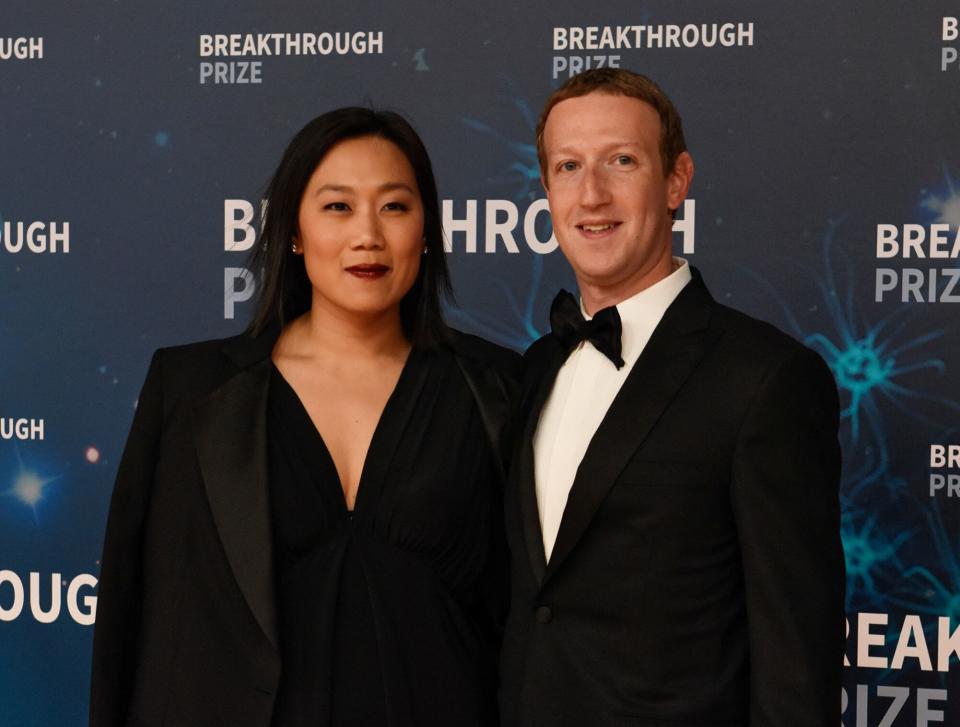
500,68,845,727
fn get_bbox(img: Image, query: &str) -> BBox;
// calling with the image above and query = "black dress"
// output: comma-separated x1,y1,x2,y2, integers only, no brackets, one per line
267,346,506,727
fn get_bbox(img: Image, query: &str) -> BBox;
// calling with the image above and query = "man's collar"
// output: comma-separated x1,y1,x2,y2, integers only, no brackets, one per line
579,258,692,363
580,257,691,320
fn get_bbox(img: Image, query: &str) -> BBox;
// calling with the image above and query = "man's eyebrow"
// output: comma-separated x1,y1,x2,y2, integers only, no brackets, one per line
549,141,644,157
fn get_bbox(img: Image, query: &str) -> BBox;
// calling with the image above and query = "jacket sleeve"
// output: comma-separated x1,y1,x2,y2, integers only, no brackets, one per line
449,329,523,479
730,346,845,727
449,331,522,724
89,349,166,727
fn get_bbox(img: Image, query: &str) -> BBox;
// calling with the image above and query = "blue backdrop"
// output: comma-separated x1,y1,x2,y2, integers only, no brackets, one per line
2,2,959,724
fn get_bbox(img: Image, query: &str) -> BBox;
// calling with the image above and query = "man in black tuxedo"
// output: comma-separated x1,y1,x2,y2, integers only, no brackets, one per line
500,68,845,727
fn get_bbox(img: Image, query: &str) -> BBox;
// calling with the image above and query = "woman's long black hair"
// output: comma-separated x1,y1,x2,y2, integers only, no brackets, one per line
245,107,452,347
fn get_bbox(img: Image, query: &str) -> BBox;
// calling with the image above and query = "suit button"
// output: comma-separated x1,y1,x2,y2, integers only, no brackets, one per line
535,605,552,624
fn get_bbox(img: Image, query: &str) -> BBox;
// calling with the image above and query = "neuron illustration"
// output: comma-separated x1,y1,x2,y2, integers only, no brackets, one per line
745,213,960,619
777,222,955,443
461,97,541,202
446,89,556,350
840,508,911,611
446,254,545,352
888,502,960,646
921,168,960,230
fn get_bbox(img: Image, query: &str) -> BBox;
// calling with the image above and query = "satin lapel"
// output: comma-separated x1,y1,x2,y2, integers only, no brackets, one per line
544,275,718,582
192,356,279,650
514,336,566,585
454,354,512,484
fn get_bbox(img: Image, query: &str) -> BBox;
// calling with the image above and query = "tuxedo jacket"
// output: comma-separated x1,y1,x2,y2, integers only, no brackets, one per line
89,327,519,727
500,271,845,727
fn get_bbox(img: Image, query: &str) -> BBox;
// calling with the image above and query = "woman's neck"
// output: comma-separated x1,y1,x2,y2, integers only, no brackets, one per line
277,305,410,364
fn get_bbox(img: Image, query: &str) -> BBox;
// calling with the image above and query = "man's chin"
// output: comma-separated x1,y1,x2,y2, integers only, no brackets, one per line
571,268,631,298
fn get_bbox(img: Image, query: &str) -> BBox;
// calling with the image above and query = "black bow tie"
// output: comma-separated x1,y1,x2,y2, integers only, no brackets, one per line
549,289,625,369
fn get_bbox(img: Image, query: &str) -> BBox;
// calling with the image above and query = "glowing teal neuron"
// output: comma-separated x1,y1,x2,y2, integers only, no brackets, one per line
921,169,960,230
841,512,909,609
884,503,960,671
889,507,960,620
412,48,429,71
739,176,960,685
448,93,555,350
831,335,894,392
462,95,542,201
747,219,957,449
805,325,945,442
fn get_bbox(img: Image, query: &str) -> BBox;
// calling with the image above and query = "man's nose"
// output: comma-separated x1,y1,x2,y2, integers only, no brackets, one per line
579,165,612,207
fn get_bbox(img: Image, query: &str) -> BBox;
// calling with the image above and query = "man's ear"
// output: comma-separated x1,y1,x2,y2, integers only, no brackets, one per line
666,152,694,211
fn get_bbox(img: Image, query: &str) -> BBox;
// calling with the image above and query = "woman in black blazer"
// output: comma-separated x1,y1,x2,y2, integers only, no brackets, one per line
90,108,518,727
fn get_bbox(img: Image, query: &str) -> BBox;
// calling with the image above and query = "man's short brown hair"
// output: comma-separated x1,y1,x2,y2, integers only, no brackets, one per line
536,68,688,181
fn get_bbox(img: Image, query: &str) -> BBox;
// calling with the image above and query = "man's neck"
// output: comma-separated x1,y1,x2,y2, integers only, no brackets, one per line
580,255,679,315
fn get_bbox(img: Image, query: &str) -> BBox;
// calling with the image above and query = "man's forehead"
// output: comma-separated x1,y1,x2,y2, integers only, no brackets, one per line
546,93,659,130
544,95,660,156
548,89,657,118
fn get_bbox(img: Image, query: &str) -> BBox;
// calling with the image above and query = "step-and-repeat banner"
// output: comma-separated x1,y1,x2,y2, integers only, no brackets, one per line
2,2,958,724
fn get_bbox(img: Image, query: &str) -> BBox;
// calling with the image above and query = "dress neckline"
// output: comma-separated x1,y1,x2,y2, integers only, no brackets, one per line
270,347,426,518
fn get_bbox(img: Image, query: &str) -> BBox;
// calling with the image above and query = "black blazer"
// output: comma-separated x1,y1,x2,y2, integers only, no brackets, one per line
500,270,845,727
90,327,519,727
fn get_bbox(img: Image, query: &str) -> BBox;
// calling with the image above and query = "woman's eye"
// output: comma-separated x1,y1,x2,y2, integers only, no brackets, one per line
383,202,409,212
324,202,350,211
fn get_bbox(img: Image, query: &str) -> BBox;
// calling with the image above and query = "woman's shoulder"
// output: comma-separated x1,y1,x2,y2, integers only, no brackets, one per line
444,328,522,377
143,330,275,399
443,329,522,469
153,332,252,367
153,335,232,364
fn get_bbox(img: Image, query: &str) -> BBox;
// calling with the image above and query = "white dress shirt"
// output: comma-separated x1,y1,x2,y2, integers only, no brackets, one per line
533,258,692,561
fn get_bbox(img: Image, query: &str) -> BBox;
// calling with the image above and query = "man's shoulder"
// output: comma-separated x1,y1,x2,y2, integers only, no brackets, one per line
680,266,804,355
708,299,833,382
712,301,803,351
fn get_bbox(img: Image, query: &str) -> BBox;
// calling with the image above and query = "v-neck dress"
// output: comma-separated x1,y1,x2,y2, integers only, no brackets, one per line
266,346,505,727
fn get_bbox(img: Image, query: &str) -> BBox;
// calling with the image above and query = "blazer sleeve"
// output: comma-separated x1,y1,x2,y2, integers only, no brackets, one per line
90,349,166,727
730,345,845,727
448,329,522,478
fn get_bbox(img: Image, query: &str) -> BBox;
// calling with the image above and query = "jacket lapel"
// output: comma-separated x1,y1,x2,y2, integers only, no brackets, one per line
544,273,718,582
452,343,518,486
192,331,279,650
514,336,567,585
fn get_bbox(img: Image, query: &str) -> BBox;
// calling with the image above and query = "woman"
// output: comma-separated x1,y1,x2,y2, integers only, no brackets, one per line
90,108,519,727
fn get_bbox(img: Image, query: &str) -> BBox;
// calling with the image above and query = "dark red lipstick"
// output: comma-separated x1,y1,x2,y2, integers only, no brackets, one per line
345,263,389,279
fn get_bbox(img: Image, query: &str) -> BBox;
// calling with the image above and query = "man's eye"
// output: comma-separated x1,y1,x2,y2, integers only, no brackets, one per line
558,161,578,173
615,155,634,165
